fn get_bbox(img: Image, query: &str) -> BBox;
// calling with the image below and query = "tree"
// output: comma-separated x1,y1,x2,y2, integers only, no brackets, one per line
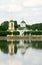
1,21,9,31
31,23,42,30
14,20,18,30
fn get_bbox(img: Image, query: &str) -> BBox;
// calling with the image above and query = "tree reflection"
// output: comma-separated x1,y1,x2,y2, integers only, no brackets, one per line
0,40,18,55
0,40,42,55
8,43,17,55
0,40,8,53
32,41,42,49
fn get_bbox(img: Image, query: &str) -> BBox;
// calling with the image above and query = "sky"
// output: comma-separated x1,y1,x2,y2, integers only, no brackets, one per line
0,0,42,25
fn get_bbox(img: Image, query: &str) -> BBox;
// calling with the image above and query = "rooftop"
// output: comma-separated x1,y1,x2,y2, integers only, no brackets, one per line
17,27,30,30
21,20,26,23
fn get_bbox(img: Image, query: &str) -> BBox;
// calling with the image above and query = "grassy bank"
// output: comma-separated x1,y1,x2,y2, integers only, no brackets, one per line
0,36,42,41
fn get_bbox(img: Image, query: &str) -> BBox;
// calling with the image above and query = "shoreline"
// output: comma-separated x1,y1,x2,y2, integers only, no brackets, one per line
0,36,42,41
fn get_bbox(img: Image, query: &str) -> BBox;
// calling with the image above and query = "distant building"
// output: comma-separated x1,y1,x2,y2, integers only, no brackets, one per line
17,20,30,36
20,20,26,27
8,20,31,36
8,20,14,32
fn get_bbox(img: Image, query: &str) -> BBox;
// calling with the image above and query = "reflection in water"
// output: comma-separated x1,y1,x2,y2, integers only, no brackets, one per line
0,39,42,65
0,40,42,55
0,40,8,53
8,43,17,55
8,43,14,55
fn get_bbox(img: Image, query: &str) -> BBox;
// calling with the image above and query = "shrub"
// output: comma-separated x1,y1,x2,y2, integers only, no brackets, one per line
13,31,20,35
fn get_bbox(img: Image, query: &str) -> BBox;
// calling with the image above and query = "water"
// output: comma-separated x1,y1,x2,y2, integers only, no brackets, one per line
0,39,42,65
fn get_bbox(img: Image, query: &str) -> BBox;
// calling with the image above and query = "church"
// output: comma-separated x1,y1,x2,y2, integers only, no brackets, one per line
17,20,30,36
8,20,30,36
8,20,14,32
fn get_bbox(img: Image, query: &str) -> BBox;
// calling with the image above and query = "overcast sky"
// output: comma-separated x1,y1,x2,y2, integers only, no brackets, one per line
0,0,42,25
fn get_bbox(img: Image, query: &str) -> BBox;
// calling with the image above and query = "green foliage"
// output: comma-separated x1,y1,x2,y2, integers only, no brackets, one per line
14,20,18,30
31,23,42,30
0,21,9,31
13,31,20,35
7,31,12,35
0,31,20,36
24,31,42,35
0,20,42,35
10,20,14,22
0,31,12,36
26,25,31,29
0,31,7,36
31,31,42,35
24,31,30,35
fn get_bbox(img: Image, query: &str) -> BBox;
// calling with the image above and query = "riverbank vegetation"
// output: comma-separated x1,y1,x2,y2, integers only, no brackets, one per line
0,40,42,54
0,20,42,36
0,20,42,31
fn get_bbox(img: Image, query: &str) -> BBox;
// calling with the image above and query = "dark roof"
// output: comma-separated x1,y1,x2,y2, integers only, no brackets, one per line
21,20,26,23
17,27,30,30
18,27,25,30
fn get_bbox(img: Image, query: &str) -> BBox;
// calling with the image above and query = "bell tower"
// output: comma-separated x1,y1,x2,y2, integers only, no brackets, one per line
8,20,14,32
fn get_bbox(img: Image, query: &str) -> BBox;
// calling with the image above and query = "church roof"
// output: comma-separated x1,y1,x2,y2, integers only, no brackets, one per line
18,27,25,30
21,20,26,23
17,27,30,30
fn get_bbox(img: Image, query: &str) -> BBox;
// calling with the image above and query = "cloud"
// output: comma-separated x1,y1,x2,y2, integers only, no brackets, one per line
8,4,22,12
0,5,5,11
23,0,42,7
0,4,22,12
0,0,23,12
0,0,42,25
0,18,6,24
31,7,42,16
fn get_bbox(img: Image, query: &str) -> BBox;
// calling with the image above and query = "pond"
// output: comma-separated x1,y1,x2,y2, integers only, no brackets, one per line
0,39,42,65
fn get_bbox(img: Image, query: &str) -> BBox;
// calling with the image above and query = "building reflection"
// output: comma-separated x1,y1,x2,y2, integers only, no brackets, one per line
8,43,17,55
0,40,42,55
8,43,14,55
7,39,17,55
17,40,29,55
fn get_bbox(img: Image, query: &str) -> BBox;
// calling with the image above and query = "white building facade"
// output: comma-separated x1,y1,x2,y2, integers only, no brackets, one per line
20,21,26,27
17,20,29,36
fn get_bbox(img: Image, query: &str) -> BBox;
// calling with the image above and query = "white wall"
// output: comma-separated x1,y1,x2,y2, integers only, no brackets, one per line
20,23,26,27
